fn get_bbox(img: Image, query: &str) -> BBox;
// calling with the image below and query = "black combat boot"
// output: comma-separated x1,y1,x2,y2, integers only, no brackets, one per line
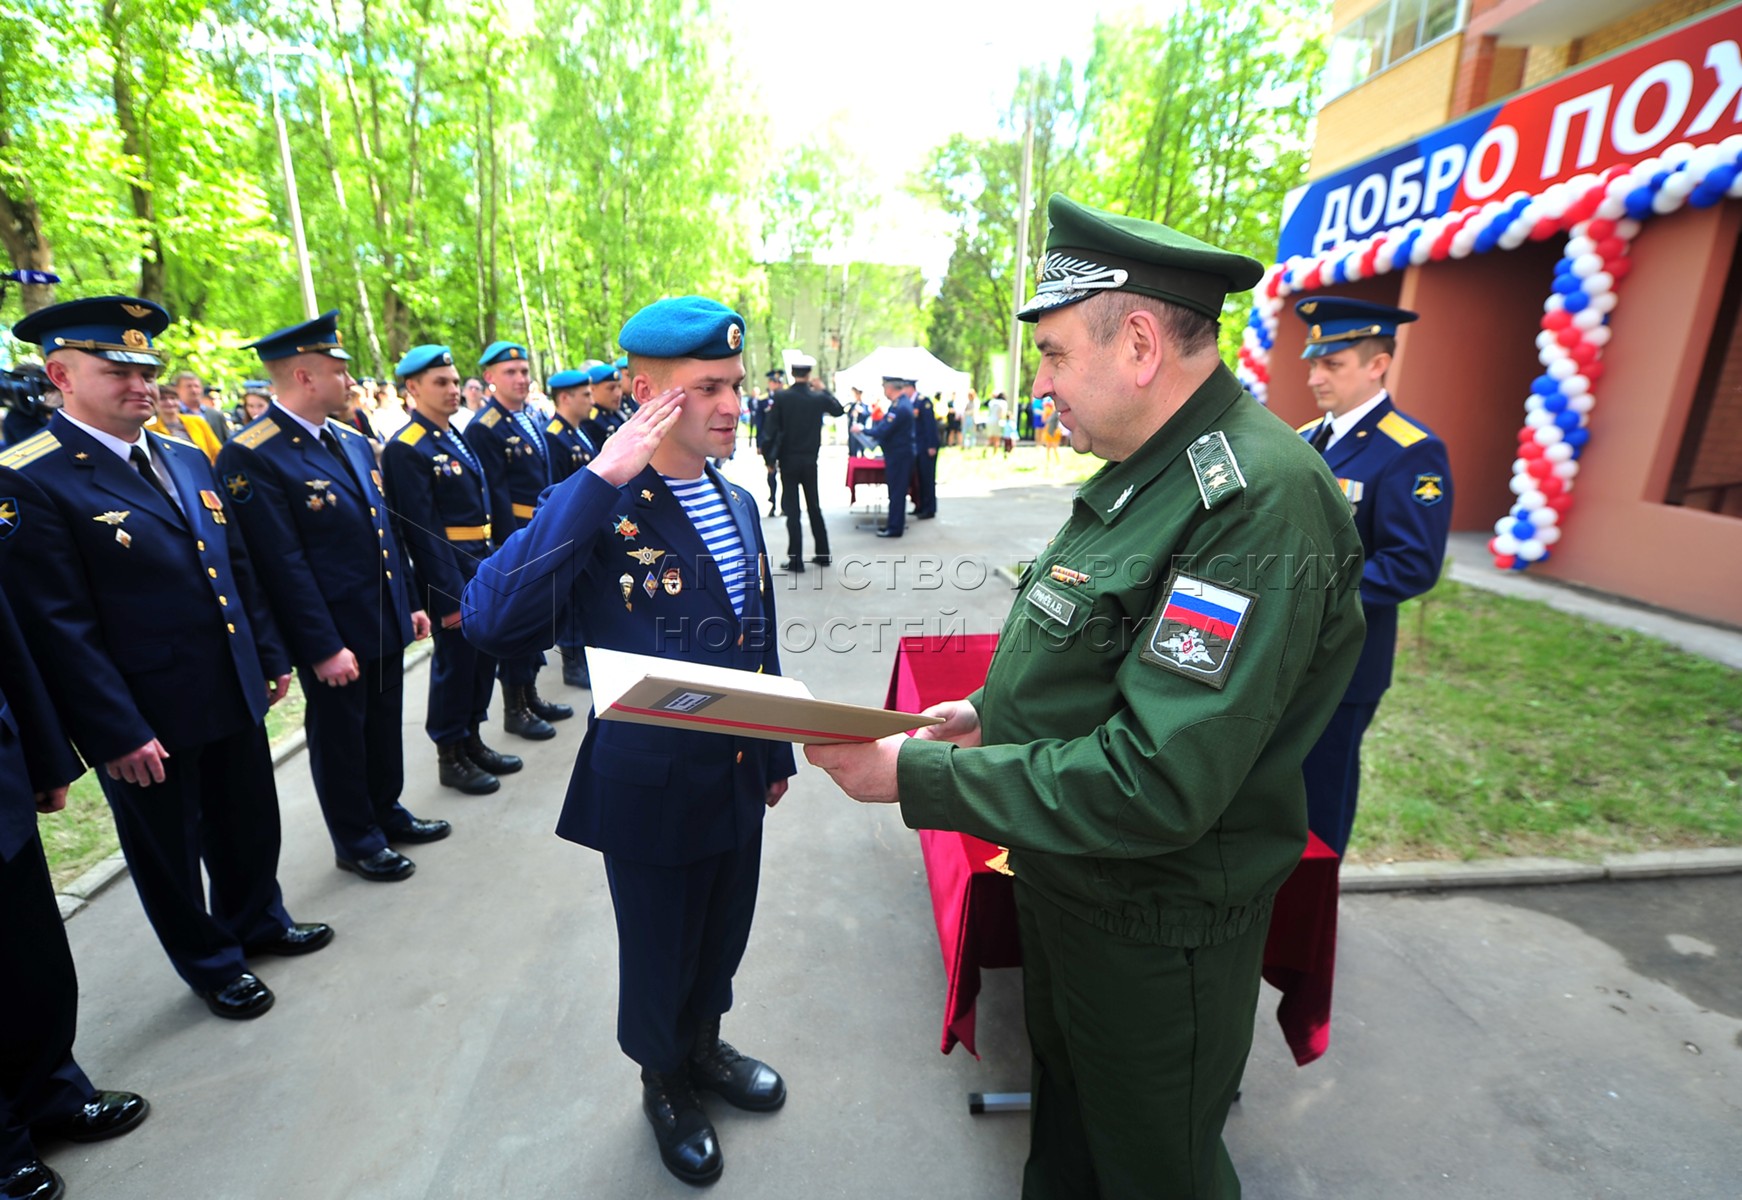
464,729,523,775
525,682,573,722
562,657,591,688
640,1066,723,1186
436,742,498,795
502,685,556,740
688,1016,786,1112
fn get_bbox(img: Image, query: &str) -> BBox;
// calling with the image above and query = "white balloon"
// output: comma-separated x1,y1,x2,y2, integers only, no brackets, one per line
1548,358,1577,380
1561,373,1591,394
1571,253,1604,277
1529,507,1559,527
1585,325,1612,346
1572,308,1604,331
1534,425,1565,445
1553,460,1579,479
1661,171,1698,200
1494,533,1520,555
1589,292,1618,314
1652,188,1685,215
1544,292,1566,312
1518,538,1547,561
1520,490,1547,510
1565,236,1597,258
1494,516,1516,537
1538,525,1562,545
1585,271,1615,294
1499,228,1529,251
1525,409,1553,428
1569,394,1596,414
1615,218,1642,239
1509,473,1533,494
1596,194,1627,220
1536,330,1558,350
1544,441,1574,462
1524,396,1545,414
1729,172,1742,198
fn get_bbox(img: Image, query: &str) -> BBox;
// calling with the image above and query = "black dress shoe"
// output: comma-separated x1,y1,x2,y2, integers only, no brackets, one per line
875,529,902,539
437,742,499,794
0,1162,63,1200
336,847,416,882
810,555,831,566
246,922,335,957
384,815,452,844
33,1091,149,1144
525,684,573,722
465,732,523,775
641,1068,723,1186
199,973,274,1020
689,1019,786,1112
778,558,805,573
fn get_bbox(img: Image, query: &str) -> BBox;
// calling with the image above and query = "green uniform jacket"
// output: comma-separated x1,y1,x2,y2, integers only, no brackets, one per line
897,365,1366,948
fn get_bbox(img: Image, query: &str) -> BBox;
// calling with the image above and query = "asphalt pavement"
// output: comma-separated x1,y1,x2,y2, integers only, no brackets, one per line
47,444,1742,1199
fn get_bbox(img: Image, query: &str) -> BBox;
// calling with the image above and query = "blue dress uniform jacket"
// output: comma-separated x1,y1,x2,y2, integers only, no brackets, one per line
216,406,416,664
382,409,505,744
463,398,548,532
0,587,99,1175
545,412,597,487
0,416,288,762
462,465,797,867
580,407,625,453
1300,396,1452,703
867,395,916,535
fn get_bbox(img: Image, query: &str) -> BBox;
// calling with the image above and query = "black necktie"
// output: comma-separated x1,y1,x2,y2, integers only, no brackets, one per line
129,445,176,507
1310,420,1333,453
320,428,344,461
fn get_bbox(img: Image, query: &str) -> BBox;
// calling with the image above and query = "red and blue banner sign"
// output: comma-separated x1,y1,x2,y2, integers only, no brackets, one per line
1278,5,1742,260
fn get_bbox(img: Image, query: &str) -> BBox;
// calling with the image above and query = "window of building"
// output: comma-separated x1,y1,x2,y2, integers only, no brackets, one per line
1668,231,1742,519
1325,0,1467,100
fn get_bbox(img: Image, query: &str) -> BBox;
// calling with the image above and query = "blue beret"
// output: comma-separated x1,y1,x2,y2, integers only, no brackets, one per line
586,363,620,385
479,340,530,367
1294,296,1418,359
14,295,170,365
247,309,351,362
396,344,455,378
613,354,628,370
547,369,589,391
618,297,745,361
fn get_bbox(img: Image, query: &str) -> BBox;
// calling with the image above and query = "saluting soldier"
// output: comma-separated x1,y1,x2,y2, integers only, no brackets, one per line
1292,297,1453,857
463,341,572,740
461,298,794,1188
216,311,448,884
0,296,333,1022
865,375,916,538
911,387,940,519
809,196,1367,1199
1,587,150,1200
579,361,627,448
544,367,600,689
380,345,521,796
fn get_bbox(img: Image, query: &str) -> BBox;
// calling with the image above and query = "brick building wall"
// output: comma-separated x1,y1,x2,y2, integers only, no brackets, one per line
1312,37,1465,174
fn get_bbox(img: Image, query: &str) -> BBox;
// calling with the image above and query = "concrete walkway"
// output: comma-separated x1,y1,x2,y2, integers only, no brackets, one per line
47,445,1742,1198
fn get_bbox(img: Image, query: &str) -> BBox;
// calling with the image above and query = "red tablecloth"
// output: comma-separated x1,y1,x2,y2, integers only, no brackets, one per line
846,456,922,506
886,634,1341,1067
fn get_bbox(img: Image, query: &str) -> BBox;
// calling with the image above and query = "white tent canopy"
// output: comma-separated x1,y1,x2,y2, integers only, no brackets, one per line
831,346,972,401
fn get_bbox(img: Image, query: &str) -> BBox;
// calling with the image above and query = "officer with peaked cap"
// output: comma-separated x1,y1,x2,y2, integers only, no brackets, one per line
0,296,334,1021
544,367,600,689
463,341,572,739
1292,296,1452,857
461,296,794,1188
865,374,917,537
807,196,1366,1199
380,344,521,795
0,587,150,1199
217,311,449,885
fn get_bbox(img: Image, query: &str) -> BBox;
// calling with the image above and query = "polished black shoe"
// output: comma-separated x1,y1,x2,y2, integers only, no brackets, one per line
503,686,557,740
246,922,335,957
641,1068,723,1186
384,815,452,844
34,1091,149,1144
562,661,592,689
0,1162,63,1200
198,973,274,1020
778,558,805,573
915,512,936,519
525,683,573,722
875,529,902,539
465,732,523,776
689,1018,786,1112
810,555,831,567
766,504,777,517
336,847,416,882
437,741,499,794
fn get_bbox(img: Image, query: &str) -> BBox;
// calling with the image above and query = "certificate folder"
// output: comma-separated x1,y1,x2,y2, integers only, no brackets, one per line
586,647,941,744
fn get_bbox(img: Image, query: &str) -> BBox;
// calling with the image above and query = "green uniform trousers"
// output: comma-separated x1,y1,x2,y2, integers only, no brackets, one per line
1017,879,1267,1200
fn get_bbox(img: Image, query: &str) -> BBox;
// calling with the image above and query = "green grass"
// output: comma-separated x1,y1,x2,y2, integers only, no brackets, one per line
1352,579,1742,863
41,678,307,889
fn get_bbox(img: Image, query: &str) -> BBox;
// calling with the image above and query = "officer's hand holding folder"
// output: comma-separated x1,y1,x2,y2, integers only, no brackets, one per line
586,647,940,744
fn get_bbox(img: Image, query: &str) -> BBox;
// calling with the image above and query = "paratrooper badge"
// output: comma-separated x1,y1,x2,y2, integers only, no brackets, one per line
619,572,634,610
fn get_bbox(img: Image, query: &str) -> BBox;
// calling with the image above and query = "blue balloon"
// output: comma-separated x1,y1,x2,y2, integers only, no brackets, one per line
1624,187,1656,220
1395,229,1421,263
1562,288,1589,312
1564,427,1590,448
1509,557,1530,571
1711,163,1739,191
1650,170,1671,189
1532,375,1559,396
1543,393,1568,413
1512,519,1536,540
1553,410,1582,431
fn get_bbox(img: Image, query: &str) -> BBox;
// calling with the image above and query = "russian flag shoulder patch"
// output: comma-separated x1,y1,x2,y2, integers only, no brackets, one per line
1141,572,1257,689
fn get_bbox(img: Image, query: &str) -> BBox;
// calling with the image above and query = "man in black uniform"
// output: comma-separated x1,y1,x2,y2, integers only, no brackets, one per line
217,311,448,884
762,360,843,571
755,368,783,516
1,588,149,1200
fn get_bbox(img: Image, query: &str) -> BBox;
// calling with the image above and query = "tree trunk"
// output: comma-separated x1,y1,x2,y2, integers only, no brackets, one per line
103,0,163,303
0,130,56,312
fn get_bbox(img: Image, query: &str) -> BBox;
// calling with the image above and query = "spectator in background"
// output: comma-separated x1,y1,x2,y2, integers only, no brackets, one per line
147,383,222,463
240,387,271,424
170,369,231,447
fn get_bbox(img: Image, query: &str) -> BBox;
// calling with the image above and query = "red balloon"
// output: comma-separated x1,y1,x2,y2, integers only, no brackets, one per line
1303,264,1323,290
1556,327,1583,347
1586,217,1617,241
1527,458,1554,479
1542,310,1573,331
1607,257,1633,281
1548,493,1575,514
1361,242,1383,274
1583,362,1605,382
1538,474,1565,496
1488,537,1501,556
1518,438,1546,459
1517,425,1539,443
1596,237,1626,258
1570,342,1600,366
1530,217,1561,241
1494,554,1517,569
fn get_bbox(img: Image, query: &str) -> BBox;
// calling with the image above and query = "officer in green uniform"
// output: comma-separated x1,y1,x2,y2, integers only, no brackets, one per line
808,194,1367,1199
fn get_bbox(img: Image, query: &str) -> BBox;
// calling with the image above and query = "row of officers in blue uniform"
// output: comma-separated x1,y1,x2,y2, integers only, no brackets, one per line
0,284,1450,1197
0,293,801,1196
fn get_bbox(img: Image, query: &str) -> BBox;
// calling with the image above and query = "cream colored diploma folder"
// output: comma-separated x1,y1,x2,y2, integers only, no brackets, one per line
585,647,941,744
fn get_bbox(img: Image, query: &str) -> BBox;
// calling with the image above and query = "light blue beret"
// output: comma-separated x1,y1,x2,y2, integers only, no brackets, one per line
395,344,454,379
617,297,745,361
547,369,589,391
479,340,530,367
586,363,620,385
613,354,628,370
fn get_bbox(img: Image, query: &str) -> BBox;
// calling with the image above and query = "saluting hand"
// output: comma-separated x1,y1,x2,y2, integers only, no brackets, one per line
587,388,685,488
108,739,170,788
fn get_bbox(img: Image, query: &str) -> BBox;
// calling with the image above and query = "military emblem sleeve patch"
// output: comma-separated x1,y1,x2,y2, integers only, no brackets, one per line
223,472,253,504
1412,473,1445,505
0,497,19,540
1140,572,1256,689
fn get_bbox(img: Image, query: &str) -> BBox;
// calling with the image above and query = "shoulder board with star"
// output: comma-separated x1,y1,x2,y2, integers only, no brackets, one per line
394,422,426,446
233,418,281,449
546,418,565,436
1186,431,1247,511
1377,411,1428,448
0,429,59,469
477,408,502,428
